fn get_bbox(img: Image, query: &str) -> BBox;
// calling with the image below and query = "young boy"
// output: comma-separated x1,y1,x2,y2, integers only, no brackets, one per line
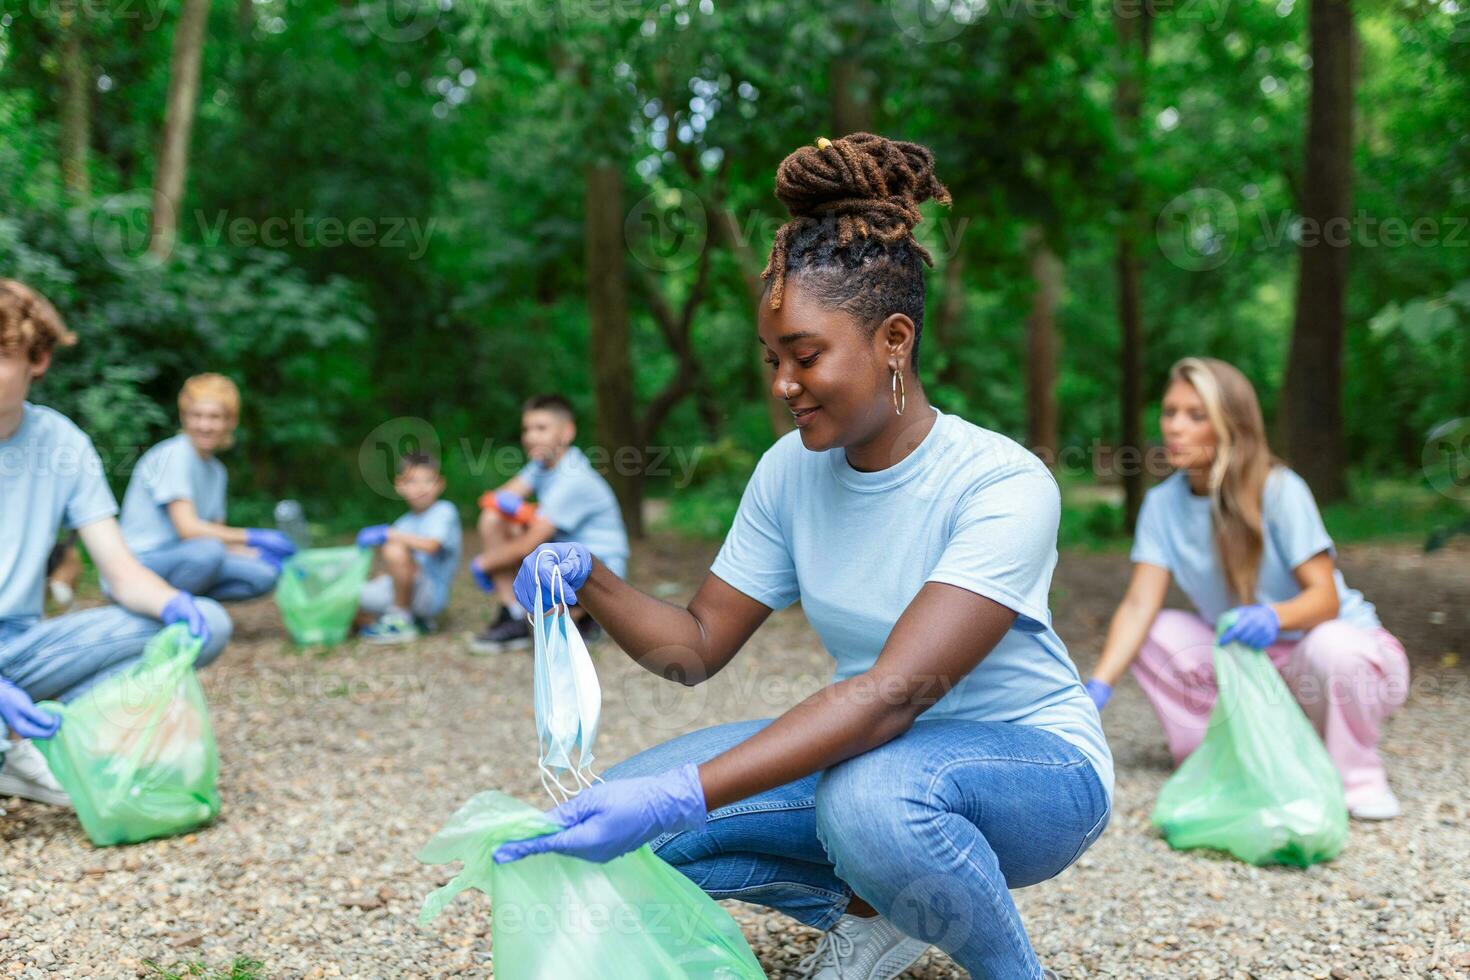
467,394,629,653
354,453,461,644
0,280,231,806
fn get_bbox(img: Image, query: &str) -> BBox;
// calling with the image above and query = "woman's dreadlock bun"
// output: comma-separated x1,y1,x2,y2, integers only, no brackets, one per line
761,133,952,311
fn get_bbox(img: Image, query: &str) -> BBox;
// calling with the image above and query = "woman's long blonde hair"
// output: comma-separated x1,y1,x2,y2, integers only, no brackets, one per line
1170,357,1281,603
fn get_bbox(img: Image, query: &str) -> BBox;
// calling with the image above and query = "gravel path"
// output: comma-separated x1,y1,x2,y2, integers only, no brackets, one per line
2,536,1466,978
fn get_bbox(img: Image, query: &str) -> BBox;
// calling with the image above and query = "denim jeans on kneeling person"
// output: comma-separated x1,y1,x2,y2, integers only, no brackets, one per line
605,716,1110,980
0,601,232,707
135,537,280,602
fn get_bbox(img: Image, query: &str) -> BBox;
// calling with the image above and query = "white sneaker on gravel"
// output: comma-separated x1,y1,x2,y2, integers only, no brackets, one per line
794,913,930,979
1349,788,1401,821
0,738,72,808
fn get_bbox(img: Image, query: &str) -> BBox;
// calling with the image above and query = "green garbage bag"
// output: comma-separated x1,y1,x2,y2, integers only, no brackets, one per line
1150,636,1349,867
275,546,373,645
418,791,766,979
34,625,220,847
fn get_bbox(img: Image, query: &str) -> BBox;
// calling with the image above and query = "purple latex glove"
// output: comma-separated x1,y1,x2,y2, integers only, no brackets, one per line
1084,678,1112,711
0,678,61,739
513,543,592,612
493,763,707,865
356,524,390,549
470,559,495,594
1218,605,1280,649
246,528,297,559
493,491,524,517
160,591,211,648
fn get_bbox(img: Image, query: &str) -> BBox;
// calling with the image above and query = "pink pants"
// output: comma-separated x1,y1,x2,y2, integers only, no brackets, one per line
1131,609,1411,810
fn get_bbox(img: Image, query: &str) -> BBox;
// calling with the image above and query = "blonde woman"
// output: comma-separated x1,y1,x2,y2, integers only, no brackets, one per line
1086,358,1409,820
119,374,295,601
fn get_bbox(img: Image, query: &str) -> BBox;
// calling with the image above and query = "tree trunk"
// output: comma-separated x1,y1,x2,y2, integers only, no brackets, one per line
1281,0,1355,503
58,0,91,200
150,0,211,258
1113,9,1152,532
584,160,643,538
1024,226,1062,464
830,0,875,136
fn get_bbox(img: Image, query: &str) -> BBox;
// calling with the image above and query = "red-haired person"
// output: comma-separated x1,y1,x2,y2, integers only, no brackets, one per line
0,280,229,808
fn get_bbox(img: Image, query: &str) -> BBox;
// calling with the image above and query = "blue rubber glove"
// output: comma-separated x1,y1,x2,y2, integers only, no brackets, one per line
0,678,61,739
1084,678,1112,711
494,491,524,517
514,543,592,612
1218,605,1280,649
356,524,390,549
493,763,707,865
160,591,211,649
470,559,495,594
246,528,297,559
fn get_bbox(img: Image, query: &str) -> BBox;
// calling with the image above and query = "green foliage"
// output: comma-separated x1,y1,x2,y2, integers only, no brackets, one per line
142,957,266,980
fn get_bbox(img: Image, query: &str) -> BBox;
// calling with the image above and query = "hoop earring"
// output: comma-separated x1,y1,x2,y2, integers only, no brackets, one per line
891,368,906,416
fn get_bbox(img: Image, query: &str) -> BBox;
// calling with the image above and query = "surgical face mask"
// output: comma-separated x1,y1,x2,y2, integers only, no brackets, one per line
531,551,602,803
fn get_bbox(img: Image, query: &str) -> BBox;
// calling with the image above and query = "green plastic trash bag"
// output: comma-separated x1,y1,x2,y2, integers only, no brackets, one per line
418,791,766,979
34,624,220,847
275,546,373,645
1150,637,1349,867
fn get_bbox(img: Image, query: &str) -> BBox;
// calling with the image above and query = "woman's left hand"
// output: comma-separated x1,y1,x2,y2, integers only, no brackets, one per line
1218,605,1280,649
493,763,707,865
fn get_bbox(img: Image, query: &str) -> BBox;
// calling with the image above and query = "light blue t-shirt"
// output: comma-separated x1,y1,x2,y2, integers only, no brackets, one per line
393,499,462,613
1131,468,1379,636
709,407,1114,801
517,446,630,577
119,433,228,555
0,403,118,630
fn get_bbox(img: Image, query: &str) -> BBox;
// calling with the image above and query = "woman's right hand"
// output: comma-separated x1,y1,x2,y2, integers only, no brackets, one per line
514,543,592,611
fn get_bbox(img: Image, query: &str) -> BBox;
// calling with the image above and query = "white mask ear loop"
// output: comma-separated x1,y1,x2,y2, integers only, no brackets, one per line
533,552,578,804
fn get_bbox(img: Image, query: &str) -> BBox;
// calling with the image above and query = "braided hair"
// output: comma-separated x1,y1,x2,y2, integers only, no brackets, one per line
760,133,952,369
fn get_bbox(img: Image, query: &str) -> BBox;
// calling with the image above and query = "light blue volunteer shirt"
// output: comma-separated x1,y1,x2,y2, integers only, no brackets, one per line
119,433,228,555
709,406,1114,801
517,446,630,577
0,403,118,631
392,499,462,613
1131,468,1379,637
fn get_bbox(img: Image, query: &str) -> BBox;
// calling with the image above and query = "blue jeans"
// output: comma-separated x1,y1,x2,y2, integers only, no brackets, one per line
0,601,233,705
606,718,1111,979
137,538,279,602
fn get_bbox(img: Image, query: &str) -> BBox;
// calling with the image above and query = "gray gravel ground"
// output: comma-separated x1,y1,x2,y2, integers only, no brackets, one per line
1,536,1466,978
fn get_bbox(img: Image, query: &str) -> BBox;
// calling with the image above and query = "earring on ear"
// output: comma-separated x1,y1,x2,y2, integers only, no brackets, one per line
891,366,906,416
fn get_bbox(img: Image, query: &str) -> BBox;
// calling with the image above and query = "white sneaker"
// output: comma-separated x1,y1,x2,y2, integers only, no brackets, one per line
1349,788,1401,821
794,913,930,979
0,739,72,808
48,579,75,611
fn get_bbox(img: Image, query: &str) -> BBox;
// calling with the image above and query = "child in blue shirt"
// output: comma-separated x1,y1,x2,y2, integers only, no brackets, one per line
119,374,295,601
0,280,231,807
466,394,629,653
354,453,461,644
